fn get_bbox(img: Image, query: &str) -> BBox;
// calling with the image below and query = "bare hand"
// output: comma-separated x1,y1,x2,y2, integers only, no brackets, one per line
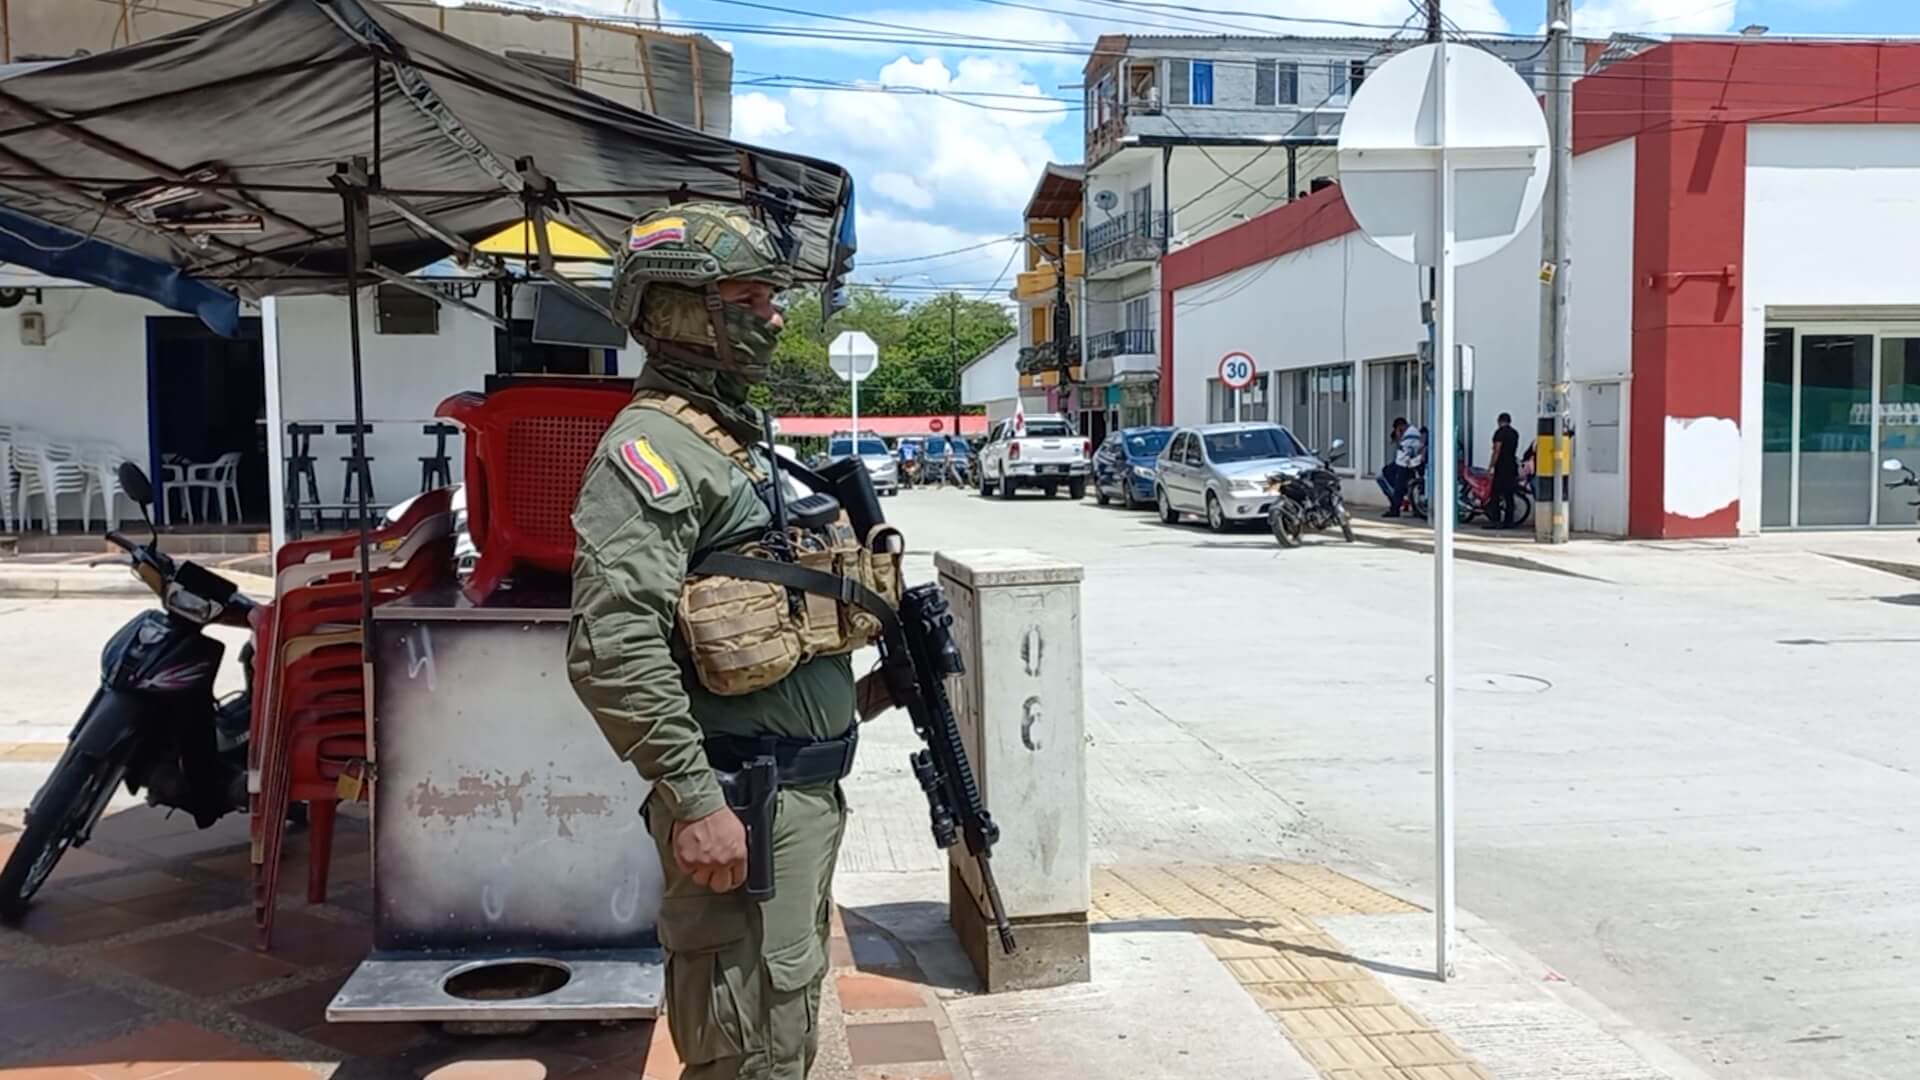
672,808,748,893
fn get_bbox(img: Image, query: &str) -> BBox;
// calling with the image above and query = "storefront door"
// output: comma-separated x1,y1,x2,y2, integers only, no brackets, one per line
1763,325,1920,528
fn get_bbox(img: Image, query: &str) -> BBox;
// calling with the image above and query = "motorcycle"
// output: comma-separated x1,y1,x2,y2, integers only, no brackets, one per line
0,462,260,921
1884,458,1920,528
1407,455,1535,527
1266,439,1355,548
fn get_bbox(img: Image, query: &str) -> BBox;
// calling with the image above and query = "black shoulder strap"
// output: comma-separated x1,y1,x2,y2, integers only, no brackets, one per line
693,551,899,635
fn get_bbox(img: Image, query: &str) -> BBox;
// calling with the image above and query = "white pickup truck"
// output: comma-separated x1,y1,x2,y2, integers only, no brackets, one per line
976,414,1092,500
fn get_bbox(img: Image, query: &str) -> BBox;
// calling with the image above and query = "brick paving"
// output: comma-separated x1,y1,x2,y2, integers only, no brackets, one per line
0,806,972,1080
1091,864,1494,1080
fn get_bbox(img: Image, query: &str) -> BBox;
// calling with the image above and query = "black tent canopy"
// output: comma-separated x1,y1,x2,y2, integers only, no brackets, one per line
0,0,857,312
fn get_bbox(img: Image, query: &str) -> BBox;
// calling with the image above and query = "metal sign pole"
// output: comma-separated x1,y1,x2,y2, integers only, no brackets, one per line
849,339,861,447
1431,42,1458,984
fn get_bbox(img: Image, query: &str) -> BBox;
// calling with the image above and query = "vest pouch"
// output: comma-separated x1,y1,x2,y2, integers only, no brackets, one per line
677,573,802,696
793,542,844,655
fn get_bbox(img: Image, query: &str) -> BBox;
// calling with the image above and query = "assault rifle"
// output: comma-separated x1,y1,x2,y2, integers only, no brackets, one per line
874,582,1016,955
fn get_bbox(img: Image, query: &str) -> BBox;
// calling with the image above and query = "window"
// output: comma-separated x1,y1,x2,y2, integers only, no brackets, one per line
1280,364,1354,461
1349,59,1368,97
1276,61,1298,106
1168,59,1213,106
1203,426,1305,463
1207,374,1270,423
1366,358,1424,476
1328,61,1348,103
1124,295,1151,332
1183,434,1204,465
1130,185,1153,234
1023,418,1076,437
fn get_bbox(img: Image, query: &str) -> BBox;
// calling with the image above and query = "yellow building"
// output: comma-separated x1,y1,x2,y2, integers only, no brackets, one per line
1013,164,1092,429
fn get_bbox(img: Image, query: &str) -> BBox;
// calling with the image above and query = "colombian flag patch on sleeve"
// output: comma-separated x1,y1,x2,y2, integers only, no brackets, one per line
618,437,680,499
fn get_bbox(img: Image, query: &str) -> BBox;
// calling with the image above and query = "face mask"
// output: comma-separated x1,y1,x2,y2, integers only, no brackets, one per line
715,298,781,382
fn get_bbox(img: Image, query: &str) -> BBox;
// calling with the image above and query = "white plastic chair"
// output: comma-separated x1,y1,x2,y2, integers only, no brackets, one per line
14,436,88,535
176,451,243,525
0,424,16,534
78,443,131,533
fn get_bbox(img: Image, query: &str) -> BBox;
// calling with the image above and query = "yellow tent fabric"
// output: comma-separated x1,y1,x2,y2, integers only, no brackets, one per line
474,221,610,261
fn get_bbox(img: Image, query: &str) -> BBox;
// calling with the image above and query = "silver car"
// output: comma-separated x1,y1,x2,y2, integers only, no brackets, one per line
828,434,899,496
1154,423,1320,532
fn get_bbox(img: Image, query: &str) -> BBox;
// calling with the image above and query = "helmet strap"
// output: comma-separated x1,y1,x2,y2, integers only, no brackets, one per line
704,286,739,371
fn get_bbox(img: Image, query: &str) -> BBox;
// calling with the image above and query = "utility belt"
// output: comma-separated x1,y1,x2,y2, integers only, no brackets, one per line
704,726,859,788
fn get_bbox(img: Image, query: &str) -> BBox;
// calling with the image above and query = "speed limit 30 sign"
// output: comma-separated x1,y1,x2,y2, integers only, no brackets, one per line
1219,351,1257,390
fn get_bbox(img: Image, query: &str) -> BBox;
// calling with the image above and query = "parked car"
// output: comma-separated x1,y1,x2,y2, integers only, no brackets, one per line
976,415,1090,499
1092,426,1174,509
1155,422,1322,532
827,433,899,496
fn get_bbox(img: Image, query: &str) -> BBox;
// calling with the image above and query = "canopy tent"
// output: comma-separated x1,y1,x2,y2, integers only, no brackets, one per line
0,0,857,326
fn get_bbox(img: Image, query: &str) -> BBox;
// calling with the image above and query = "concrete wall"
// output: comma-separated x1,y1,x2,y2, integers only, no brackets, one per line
962,336,1021,408
1741,124,1920,533
0,289,166,468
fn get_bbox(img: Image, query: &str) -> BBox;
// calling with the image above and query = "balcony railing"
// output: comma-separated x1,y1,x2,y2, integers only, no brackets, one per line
1088,328,1156,359
1017,338,1080,375
1085,211,1166,275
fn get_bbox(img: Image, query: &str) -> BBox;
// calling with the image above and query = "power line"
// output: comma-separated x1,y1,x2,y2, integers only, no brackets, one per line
862,236,1023,265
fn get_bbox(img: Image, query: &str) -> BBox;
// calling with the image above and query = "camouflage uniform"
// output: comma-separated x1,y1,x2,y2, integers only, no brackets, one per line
568,204,851,1079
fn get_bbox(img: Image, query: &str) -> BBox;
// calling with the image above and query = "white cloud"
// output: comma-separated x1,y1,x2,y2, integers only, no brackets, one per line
872,172,934,210
732,91,791,139
1570,0,1741,35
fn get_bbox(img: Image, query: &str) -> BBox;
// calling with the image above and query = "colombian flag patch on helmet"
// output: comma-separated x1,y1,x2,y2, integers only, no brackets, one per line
629,217,686,251
618,437,680,498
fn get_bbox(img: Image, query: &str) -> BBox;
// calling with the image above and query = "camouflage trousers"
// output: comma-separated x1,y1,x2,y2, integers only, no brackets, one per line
646,784,847,1080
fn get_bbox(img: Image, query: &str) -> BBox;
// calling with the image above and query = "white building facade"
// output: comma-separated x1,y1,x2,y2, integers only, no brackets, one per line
1162,39,1920,539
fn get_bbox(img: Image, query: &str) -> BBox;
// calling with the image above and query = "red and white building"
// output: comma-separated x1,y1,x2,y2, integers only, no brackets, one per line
1161,39,1920,538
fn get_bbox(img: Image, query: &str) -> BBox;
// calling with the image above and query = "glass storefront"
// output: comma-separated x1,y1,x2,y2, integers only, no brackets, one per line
1763,324,1920,528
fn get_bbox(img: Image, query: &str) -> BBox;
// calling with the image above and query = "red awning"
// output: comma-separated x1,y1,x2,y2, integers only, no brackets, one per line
775,415,988,438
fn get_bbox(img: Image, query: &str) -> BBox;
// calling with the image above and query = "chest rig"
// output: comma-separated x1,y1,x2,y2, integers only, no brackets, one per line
633,391,904,696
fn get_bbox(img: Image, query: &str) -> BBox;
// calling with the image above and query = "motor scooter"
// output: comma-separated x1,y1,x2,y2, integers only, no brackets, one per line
0,463,259,921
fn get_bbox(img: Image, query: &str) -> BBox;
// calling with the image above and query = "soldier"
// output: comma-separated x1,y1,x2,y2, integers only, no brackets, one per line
568,203,869,1080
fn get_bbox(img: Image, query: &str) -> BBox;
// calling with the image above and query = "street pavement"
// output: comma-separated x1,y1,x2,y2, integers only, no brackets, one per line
852,487,1916,1080
4,488,1918,1078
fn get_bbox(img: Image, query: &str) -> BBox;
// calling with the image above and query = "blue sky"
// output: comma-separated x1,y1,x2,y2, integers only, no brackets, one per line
534,0,1920,289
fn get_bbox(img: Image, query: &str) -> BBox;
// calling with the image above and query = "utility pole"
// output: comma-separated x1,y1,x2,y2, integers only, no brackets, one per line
1425,0,1442,42
1536,0,1574,543
950,293,961,453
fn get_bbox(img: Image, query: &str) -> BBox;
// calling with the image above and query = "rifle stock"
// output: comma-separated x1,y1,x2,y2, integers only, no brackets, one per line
880,582,1016,955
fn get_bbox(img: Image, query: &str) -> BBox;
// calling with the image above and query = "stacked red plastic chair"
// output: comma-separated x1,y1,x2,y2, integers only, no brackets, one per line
435,380,635,601
247,490,454,950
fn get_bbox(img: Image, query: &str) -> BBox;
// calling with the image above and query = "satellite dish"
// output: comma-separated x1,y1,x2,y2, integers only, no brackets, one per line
1093,189,1118,212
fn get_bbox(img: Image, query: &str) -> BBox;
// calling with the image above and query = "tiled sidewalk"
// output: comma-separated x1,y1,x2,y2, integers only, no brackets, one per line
0,805,971,1080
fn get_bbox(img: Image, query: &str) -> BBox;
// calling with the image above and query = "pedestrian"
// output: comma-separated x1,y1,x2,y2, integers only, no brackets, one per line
1488,411,1521,529
570,203,878,1080
1377,417,1409,507
899,437,919,489
1384,420,1424,518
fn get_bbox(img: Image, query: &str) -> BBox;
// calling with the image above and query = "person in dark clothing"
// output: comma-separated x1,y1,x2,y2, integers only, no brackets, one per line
1488,412,1521,529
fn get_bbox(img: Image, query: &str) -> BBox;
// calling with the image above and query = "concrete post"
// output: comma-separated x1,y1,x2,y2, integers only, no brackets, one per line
935,549,1089,992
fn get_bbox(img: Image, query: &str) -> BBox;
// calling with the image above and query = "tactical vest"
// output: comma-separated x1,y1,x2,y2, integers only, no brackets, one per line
633,391,904,696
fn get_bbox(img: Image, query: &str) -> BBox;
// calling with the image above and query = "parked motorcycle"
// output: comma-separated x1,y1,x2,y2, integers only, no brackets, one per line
0,463,259,921
1266,439,1355,548
1407,455,1535,527
1885,458,1920,529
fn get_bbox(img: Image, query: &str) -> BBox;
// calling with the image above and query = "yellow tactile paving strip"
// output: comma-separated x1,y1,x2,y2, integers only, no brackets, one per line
1092,864,1491,1080
0,742,64,762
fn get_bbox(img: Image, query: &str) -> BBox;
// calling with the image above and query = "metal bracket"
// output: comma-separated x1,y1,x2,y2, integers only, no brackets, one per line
1645,264,1738,291
332,156,508,331
516,157,623,325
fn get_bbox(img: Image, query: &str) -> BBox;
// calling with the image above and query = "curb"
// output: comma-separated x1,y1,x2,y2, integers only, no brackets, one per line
1348,526,1607,581
0,573,148,598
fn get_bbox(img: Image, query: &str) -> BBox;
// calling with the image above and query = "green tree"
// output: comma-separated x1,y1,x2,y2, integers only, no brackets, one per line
756,287,1012,418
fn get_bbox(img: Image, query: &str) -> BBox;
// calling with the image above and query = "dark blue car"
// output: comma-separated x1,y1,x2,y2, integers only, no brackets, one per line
1091,426,1175,509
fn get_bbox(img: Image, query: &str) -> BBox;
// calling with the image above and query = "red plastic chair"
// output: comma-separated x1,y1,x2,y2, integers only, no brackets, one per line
436,383,631,600
248,535,450,949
